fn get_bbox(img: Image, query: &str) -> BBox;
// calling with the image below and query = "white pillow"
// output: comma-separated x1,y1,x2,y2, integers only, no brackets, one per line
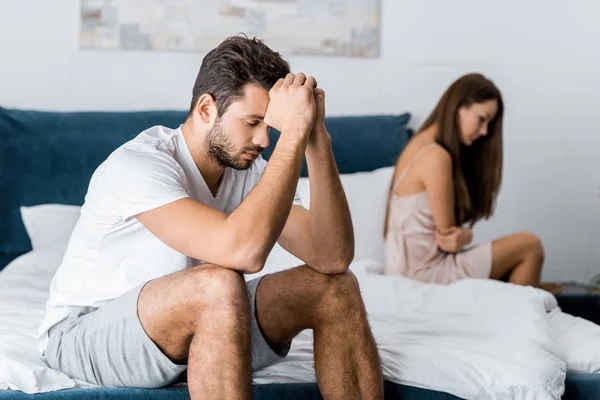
296,166,395,262
20,204,81,250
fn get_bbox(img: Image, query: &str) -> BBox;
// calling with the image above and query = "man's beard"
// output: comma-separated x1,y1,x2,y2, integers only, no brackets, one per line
205,119,263,170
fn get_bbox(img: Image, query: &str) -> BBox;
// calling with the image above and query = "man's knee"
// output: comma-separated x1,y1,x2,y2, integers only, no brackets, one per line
184,264,249,311
311,269,363,315
325,269,361,297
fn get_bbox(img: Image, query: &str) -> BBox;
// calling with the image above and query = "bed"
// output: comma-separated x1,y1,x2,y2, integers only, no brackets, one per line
1,107,599,399
0,381,599,400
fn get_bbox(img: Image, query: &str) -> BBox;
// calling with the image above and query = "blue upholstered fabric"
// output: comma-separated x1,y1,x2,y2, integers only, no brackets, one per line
557,295,600,325
0,382,460,399
265,114,412,176
1,376,599,399
0,107,411,269
563,373,600,399
0,108,187,265
0,253,21,271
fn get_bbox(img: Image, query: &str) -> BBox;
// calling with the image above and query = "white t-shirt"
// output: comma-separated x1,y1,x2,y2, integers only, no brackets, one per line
37,125,301,353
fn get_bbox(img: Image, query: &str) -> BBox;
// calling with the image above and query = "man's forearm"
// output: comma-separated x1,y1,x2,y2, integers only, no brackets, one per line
228,134,307,270
305,127,355,272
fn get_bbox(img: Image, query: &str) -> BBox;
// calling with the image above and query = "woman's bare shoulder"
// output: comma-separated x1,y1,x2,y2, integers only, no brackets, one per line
416,142,452,170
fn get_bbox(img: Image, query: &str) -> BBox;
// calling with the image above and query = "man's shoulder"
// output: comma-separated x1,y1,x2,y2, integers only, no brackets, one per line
95,126,185,191
121,125,179,154
108,125,180,167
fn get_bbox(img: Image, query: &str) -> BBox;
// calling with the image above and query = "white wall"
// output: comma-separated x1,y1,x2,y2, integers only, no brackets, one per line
1,0,599,282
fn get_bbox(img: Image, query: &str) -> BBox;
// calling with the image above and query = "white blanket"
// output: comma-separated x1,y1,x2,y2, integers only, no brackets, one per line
2,247,600,399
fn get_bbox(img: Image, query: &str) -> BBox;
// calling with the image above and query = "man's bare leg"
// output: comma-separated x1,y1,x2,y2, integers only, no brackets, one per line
137,264,252,400
255,265,384,400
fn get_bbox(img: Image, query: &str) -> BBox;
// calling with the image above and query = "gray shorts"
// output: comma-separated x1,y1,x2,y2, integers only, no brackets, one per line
44,276,289,388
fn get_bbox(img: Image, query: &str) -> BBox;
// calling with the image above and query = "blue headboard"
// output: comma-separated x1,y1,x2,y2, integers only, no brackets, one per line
0,107,411,269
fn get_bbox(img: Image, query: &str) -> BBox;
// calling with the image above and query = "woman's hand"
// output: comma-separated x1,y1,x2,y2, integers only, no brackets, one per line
435,227,473,253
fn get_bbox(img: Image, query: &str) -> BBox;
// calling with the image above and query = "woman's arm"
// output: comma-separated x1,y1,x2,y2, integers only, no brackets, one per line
418,147,472,252
419,146,455,230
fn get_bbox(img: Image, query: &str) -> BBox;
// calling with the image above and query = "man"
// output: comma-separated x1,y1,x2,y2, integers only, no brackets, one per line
38,35,383,399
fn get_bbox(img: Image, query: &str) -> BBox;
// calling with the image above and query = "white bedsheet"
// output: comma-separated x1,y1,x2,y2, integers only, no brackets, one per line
1,247,599,399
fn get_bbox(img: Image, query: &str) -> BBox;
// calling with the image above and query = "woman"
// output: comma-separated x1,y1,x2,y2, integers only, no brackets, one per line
384,73,556,290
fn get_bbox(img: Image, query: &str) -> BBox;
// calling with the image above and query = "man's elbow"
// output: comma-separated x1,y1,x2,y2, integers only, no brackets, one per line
217,222,277,274
238,262,265,274
327,263,351,275
313,250,354,275
230,252,266,274
229,244,268,274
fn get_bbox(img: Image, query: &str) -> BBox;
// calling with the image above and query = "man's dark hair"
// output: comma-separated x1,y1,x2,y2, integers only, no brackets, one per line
188,34,290,118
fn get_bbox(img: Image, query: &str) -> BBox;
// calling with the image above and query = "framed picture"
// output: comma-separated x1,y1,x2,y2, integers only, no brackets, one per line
80,0,381,58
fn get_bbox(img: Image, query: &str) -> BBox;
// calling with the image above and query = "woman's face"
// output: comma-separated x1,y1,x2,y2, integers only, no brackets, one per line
457,99,499,146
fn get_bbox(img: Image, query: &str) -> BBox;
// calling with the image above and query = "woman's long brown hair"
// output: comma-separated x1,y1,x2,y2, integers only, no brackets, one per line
384,73,504,237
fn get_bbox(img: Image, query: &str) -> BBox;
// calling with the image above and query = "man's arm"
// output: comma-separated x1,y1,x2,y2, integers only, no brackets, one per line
137,73,316,274
277,89,354,274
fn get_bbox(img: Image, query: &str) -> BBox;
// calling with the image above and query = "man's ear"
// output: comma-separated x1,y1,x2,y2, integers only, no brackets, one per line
195,93,218,123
